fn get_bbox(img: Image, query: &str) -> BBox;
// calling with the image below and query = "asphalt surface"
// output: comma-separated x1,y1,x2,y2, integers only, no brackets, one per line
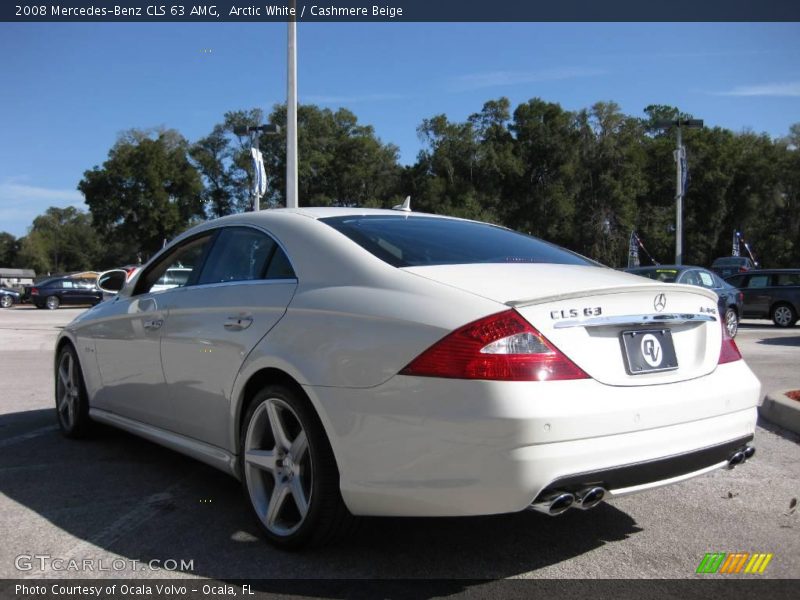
0,305,798,581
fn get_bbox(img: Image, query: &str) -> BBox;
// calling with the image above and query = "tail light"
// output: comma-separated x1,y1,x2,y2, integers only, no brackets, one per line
738,292,744,303
30,287,39,296
400,309,589,381
718,315,742,364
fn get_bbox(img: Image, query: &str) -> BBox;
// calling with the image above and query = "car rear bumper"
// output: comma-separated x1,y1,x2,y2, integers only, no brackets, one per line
306,361,761,517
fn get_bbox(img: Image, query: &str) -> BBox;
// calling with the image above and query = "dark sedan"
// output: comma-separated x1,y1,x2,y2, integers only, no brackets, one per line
625,265,743,337
29,277,103,310
1,287,20,308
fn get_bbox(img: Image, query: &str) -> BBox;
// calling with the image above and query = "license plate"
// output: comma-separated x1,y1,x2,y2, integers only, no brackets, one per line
620,329,678,375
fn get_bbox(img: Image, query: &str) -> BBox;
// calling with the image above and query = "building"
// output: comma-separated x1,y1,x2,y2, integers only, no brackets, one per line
0,268,37,288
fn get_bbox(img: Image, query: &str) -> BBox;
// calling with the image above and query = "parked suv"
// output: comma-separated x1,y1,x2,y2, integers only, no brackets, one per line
29,277,103,310
725,269,800,328
711,256,756,278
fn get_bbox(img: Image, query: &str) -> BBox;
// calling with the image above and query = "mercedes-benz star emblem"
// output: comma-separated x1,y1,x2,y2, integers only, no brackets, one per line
654,293,667,312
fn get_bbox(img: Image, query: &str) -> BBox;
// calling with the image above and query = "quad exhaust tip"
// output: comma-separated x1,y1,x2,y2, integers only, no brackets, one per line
530,492,575,516
727,445,755,469
575,486,606,510
530,487,607,516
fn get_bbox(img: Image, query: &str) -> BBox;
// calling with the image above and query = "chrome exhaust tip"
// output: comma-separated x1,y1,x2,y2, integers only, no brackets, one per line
727,451,746,469
575,486,606,510
530,492,575,516
743,445,756,460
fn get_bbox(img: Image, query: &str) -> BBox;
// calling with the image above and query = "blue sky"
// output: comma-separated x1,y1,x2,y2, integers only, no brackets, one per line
1,22,799,237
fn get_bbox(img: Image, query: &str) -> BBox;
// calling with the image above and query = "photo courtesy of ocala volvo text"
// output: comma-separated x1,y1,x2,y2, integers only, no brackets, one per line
55,207,760,548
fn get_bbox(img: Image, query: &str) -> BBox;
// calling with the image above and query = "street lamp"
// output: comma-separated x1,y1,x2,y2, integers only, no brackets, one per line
654,118,704,265
233,124,281,211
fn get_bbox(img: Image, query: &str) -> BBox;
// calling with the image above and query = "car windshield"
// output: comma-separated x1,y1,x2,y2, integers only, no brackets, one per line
321,215,594,268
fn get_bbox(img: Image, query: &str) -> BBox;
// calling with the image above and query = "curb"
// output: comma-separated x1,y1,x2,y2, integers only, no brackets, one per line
759,390,800,436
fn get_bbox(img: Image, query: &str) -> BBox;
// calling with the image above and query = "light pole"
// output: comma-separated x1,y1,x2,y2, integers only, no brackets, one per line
286,0,298,209
655,118,703,265
234,124,281,211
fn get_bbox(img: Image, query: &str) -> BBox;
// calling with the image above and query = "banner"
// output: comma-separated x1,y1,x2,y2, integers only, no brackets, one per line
250,147,268,199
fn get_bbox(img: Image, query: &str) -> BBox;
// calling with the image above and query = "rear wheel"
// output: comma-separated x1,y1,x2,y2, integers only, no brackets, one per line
724,308,739,338
240,385,355,549
0,295,12,308
45,295,60,310
55,345,93,438
771,303,797,328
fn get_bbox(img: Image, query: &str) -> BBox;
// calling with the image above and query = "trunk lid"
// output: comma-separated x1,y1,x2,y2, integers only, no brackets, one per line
403,264,722,386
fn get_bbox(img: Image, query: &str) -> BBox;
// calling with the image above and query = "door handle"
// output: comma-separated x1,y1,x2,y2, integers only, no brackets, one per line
224,316,253,331
143,318,164,331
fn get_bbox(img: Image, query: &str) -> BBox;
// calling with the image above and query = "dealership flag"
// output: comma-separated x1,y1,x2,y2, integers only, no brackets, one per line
251,147,268,199
628,230,640,268
732,230,740,257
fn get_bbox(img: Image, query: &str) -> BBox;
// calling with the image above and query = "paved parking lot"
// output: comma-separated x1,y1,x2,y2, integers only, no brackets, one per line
0,305,798,580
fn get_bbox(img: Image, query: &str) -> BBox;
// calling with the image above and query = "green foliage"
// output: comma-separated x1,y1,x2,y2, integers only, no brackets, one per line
13,99,786,272
79,128,204,264
0,232,20,267
15,207,100,274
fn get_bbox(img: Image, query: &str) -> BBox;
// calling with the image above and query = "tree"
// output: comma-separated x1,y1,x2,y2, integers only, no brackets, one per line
0,232,19,266
14,207,100,274
194,105,403,213
79,129,204,264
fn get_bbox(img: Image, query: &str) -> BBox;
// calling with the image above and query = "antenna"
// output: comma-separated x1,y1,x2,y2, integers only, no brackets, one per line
392,196,412,212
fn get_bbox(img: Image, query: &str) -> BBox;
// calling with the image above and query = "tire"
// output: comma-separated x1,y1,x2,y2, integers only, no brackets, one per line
55,345,93,438
239,384,355,549
724,308,739,338
771,303,797,328
0,295,12,309
45,295,60,310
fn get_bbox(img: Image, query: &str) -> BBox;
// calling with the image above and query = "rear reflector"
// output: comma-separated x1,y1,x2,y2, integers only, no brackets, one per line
400,309,589,381
718,316,742,364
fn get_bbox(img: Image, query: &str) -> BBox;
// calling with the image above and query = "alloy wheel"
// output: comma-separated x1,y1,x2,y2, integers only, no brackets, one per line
56,351,79,430
244,398,312,537
0,295,11,308
773,305,793,327
46,296,60,310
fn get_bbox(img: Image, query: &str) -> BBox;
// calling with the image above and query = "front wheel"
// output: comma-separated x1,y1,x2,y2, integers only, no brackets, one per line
771,303,797,328
724,308,739,338
240,385,355,549
55,345,93,438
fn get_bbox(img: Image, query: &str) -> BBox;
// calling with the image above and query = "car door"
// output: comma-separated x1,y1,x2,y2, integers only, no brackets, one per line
158,226,298,448
741,273,773,318
90,232,216,431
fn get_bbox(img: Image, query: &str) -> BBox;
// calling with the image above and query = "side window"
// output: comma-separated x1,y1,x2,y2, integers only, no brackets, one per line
135,233,215,295
777,273,800,286
697,271,716,289
265,246,296,279
680,270,700,286
747,275,771,289
198,227,276,285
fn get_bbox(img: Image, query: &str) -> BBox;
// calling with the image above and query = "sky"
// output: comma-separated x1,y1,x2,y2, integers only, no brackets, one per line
1,21,799,238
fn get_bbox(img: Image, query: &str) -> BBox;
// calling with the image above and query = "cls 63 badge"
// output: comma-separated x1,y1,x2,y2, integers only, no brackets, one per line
551,307,602,320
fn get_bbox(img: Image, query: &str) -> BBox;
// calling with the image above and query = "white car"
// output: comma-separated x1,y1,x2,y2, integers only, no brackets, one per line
55,208,760,548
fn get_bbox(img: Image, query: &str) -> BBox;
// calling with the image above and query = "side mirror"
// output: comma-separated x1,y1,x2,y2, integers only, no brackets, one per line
97,269,128,294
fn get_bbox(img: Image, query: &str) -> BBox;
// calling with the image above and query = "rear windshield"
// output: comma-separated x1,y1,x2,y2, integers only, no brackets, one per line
632,269,679,283
713,257,748,266
321,215,593,268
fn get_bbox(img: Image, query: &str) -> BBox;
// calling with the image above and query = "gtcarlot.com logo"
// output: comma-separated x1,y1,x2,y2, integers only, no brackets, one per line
696,552,773,574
